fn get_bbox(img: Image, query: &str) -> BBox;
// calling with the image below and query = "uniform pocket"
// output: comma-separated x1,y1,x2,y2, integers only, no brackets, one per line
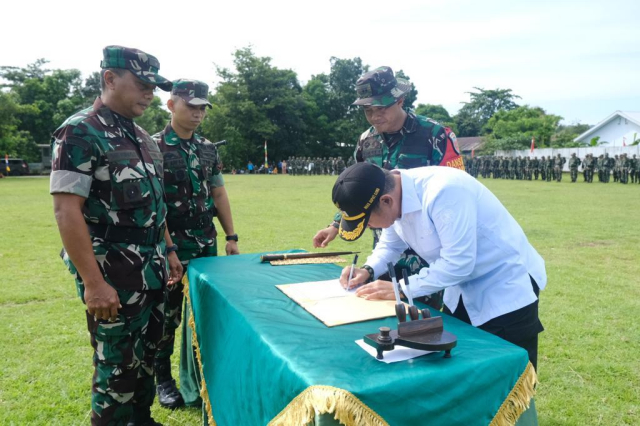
163,152,188,184
106,151,152,210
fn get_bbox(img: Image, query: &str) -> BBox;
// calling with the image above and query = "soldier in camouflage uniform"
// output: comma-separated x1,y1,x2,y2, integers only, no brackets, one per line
604,153,613,183
336,156,346,174
630,154,638,183
531,156,539,180
50,46,182,426
582,154,593,183
568,153,581,182
596,155,604,182
153,79,240,409
613,155,621,182
539,156,546,181
312,66,464,309
507,157,515,179
620,153,629,184
546,156,554,181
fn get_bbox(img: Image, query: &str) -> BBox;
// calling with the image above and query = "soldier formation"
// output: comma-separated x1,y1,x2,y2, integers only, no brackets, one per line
286,156,354,176
465,153,639,184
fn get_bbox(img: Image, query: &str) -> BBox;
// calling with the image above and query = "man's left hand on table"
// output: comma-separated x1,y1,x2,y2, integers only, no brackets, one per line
355,280,396,300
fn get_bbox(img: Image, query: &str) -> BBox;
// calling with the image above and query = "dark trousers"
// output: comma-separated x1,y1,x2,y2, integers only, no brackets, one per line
444,277,543,370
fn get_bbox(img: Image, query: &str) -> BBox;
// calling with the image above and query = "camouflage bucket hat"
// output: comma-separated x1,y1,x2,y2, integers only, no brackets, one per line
352,66,412,107
172,79,212,108
100,45,172,92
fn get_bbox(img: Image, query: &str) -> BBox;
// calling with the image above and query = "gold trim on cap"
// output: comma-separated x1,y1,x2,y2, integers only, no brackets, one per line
341,212,365,221
339,219,365,241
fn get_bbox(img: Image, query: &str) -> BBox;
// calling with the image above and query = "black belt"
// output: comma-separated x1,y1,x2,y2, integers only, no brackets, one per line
88,223,166,246
166,209,215,231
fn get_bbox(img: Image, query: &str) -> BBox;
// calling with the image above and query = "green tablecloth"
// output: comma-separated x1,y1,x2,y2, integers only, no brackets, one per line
186,251,537,426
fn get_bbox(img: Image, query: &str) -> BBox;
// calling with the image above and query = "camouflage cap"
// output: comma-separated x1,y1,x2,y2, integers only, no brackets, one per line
100,45,172,92
352,66,411,107
171,79,212,108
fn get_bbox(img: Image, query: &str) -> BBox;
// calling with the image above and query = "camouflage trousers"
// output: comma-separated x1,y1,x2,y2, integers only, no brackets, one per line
85,288,165,426
620,168,629,184
372,229,443,310
570,168,578,182
156,240,218,361
554,166,562,181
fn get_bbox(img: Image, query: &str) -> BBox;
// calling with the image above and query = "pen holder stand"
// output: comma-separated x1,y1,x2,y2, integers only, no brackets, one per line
363,313,457,360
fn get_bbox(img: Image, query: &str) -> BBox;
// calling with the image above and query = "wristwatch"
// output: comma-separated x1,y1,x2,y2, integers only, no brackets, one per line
166,244,179,254
362,265,375,283
225,234,239,242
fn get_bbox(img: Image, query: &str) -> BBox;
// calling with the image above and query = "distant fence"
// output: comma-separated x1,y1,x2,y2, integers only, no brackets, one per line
494,146,640,172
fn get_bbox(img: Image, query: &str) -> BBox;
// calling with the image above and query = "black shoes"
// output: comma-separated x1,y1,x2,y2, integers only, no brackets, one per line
156,379,185,409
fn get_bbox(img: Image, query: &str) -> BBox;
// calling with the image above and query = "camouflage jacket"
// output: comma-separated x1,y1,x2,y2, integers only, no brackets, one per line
354,112,464,171
569,157,581,168
334,113,464,222
554,156,566,167
50,97,167,291
153,124,223,261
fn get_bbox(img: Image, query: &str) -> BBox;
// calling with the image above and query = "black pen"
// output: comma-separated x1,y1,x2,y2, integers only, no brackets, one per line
346,254,359,290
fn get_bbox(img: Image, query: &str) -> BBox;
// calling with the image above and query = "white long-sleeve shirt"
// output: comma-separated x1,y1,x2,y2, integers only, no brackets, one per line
365,166,547,326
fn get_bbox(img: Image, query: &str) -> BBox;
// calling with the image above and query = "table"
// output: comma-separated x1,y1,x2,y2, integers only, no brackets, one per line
186,251,537,425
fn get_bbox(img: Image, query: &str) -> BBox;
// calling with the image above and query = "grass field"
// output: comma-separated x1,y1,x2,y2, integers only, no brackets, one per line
0,174,638,425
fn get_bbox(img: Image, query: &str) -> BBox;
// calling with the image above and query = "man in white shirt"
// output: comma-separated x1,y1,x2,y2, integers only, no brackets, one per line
333,162,546,369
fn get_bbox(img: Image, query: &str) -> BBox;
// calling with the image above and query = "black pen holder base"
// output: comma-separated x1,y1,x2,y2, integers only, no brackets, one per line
364,316,457,360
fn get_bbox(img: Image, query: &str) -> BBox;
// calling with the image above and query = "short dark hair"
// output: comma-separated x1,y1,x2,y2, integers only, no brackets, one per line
100,68,126,91
371,168,396,212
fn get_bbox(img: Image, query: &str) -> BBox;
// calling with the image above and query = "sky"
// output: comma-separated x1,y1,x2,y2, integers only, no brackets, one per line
1,0,638,126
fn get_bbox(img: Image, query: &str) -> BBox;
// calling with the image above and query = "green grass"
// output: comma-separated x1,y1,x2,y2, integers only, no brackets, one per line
0,174,638,425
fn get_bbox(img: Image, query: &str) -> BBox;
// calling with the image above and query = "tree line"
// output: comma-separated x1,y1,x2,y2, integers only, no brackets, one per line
1,48,594,167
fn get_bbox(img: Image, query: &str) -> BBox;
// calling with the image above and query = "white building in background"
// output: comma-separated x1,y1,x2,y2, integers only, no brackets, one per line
574,111,640,146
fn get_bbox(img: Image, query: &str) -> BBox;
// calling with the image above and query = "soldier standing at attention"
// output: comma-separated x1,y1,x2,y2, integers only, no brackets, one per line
539,156,546,181
553,154,565,182
546,156,554,182
604,153,613,183
630,154,638,184
582,154,592,183
568,153,581,183
531,156,539,180
153,79,240,409
336,156,346,175
312,66,464,308
596,155,604,182
51,46,182,426
523,156,531,180
620,153,629,184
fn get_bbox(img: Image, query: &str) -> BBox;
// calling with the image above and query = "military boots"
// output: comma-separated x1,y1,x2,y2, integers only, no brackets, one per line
155,358,185,409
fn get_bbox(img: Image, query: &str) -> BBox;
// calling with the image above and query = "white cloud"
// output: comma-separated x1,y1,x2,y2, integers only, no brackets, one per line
1,0,638,125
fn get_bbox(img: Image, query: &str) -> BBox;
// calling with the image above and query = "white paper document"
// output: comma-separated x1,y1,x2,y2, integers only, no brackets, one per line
355,339,434,363
276,279,404,327
285,279,356,301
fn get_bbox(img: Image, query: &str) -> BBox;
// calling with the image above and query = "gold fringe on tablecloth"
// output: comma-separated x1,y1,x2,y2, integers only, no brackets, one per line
270,256,347,266
184,271,537,426
269,385,389,426
490,361,538,426
183,275,217,426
